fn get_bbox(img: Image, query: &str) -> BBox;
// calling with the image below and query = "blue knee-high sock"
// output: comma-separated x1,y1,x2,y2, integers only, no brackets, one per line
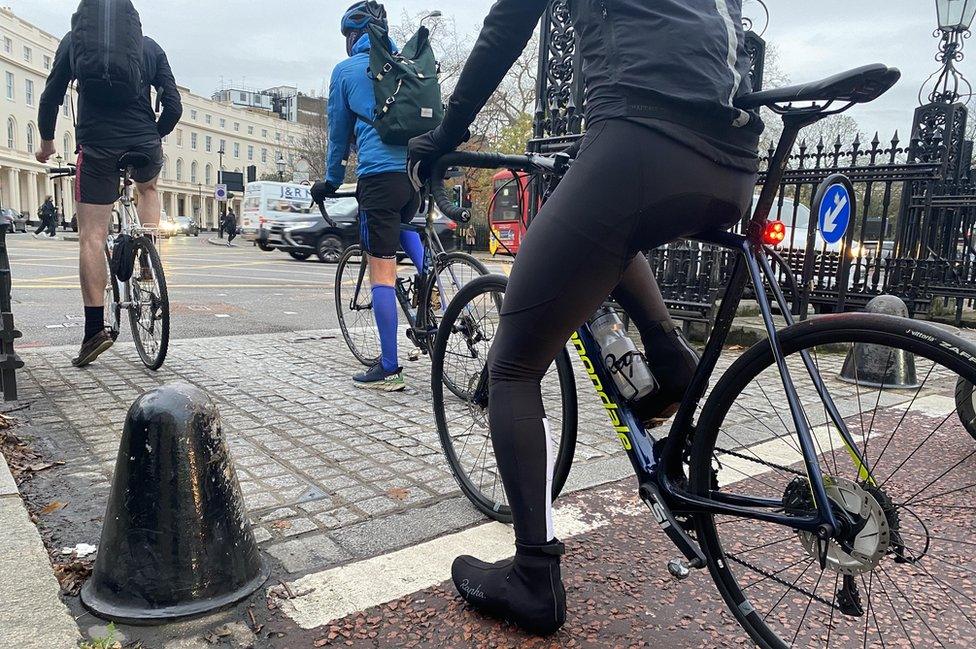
400,230,426,274
372,285,399,372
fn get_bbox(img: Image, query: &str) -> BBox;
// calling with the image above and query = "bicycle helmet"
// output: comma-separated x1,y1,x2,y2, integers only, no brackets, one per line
342,1,387,54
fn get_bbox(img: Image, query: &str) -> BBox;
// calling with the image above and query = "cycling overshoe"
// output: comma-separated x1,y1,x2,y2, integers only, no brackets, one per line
452,539,566,636
633,322,700,428
353,363,405,392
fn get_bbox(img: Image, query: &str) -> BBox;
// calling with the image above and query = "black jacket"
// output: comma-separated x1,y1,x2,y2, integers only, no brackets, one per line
441,0,761,161
38,34,183,147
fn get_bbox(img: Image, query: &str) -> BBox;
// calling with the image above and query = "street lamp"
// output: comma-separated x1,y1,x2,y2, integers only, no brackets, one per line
420,10,442,28
922,0,976,104
53,153,64,226
276,155,286,182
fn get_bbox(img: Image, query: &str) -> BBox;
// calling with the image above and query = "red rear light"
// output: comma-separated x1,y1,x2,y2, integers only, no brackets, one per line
762,220,786,246
446,220,457,230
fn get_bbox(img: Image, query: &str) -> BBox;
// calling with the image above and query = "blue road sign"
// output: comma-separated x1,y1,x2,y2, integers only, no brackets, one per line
818,181,852,245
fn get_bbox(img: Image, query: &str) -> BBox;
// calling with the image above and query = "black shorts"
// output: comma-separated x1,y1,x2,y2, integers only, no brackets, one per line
356,172,419,259
75,140,164,206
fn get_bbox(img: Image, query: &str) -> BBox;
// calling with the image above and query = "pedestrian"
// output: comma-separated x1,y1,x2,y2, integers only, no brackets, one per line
223,208,237,246
465,225,476,254
32,196,58,238
36,0,182,368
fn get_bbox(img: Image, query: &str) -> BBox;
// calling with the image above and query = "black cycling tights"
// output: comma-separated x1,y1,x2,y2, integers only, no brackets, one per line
487,119,756,544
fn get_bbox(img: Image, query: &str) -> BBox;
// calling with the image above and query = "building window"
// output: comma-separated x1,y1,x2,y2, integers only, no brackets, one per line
175,129,183,146
5,72,13,101
262,129,268,138
190,109,197,120
191,132,198,150
247,145,254,161
219,118,226,128
233,122,239,132
26,123,35,153
233,142,240,158
275,132,281,141
22,46,31,63
219,138,226,154
43,55,51,70
205,136,212,152
6,118,14,149
63,133,72,159
261,148,268,163
63,101,70,117
2,37,10,54
162,157,169,179
205,114,212,125
288,135,295,144
24,79,33,106
205,164,213,185
247,125,254,135
239,92,247,102
176,159,183,182
190,161,198,183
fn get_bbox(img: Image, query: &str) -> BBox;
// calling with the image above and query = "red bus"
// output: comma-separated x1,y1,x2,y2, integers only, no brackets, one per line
488,170,531,256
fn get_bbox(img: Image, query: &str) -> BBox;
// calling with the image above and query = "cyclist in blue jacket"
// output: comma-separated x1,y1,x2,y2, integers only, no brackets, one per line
313,1,426,392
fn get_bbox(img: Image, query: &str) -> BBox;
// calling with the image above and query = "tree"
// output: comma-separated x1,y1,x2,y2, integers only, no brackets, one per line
295,109,329,181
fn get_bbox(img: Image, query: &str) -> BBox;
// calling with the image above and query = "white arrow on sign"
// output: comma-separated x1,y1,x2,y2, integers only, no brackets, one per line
822,191,849,234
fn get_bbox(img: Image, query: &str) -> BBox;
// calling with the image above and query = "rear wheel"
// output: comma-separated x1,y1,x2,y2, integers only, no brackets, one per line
956,376,976,440
289,251,312,261
257,241,274,252
688,314,976,649
335,245,380,366
431,274,578,523
127,237,169,370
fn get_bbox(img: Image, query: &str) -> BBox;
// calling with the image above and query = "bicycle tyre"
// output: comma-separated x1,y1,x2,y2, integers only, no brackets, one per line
335,245,381,367
687,313,976,649
127,237,169,370
956,376,976,440
421,252,489,397
431,274,578,523
103,243,121,340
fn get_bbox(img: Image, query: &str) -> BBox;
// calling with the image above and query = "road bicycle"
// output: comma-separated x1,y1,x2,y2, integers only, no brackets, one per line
327,193,488,394
429,64,976,648
50,152,169,370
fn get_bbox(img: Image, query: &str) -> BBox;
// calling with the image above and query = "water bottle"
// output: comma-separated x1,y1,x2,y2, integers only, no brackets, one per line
589,307,658,402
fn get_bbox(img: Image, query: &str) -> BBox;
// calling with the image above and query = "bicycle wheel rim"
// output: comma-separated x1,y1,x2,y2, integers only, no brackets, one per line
432,275,577,522
127,238,169,370
689,315,976,649
335,246,381,367
422,252,489,397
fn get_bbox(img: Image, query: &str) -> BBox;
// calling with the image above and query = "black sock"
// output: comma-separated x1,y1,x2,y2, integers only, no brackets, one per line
84,306,104,342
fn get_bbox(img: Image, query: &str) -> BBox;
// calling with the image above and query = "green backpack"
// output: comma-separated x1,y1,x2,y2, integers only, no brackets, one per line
366,23,444,146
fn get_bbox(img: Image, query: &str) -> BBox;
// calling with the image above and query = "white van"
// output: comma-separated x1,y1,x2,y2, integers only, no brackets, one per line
241,182,315,242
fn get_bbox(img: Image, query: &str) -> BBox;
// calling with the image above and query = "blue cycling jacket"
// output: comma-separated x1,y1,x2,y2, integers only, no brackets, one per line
326,33,408,186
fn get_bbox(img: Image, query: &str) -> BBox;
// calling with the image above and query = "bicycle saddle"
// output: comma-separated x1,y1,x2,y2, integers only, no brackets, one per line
117,151,152,171
734,64,900,111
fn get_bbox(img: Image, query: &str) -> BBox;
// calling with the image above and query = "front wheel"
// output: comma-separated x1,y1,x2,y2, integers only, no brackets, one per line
289,251,312,261
688,314,976,649
431,274,578,523
257,241,274,252
127,238,169,370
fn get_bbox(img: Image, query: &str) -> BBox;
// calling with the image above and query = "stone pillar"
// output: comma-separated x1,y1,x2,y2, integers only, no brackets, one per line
26,172,39,217
63,177,75,220
6,169,20,214
168,192,177,220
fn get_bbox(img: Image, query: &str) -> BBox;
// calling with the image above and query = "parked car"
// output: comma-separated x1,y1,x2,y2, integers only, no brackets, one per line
0,208,27,233
261,195,458,263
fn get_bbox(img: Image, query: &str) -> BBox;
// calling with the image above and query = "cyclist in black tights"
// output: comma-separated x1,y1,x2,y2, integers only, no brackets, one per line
409,0,762,635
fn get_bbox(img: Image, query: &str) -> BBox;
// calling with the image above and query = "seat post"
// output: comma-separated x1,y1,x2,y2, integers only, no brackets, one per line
748,112,824,243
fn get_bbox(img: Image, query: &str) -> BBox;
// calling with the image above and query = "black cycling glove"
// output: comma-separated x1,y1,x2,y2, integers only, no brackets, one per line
407,125,468,191
311,181,339,204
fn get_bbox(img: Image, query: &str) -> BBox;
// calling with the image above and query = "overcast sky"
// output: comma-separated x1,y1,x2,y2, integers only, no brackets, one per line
9,1,942,139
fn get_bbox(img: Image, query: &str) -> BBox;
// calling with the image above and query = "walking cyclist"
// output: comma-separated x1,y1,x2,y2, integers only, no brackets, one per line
409,0,763,635
313,1,427,392
37,0,182,368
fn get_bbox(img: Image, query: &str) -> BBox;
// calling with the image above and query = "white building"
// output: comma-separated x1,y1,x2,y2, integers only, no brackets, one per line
0,7,308,229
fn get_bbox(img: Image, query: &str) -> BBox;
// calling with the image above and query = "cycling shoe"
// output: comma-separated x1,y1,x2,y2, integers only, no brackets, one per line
452,539,566,635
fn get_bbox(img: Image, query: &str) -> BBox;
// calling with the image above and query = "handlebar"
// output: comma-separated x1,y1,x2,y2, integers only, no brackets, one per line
311,192,356,228
48,164,76,179
429,151,566,223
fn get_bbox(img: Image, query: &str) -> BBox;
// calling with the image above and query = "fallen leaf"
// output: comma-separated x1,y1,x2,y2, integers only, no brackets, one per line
387,488,410,501
40,501,66,515
271,520,292,530
313,639,330,647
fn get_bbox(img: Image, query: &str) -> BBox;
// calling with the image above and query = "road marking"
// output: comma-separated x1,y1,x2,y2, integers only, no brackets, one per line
283,311,298,315
214,314,231,318
280,502,623,630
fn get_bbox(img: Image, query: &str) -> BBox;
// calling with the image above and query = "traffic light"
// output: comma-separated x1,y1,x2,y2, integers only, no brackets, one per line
452,183,473,209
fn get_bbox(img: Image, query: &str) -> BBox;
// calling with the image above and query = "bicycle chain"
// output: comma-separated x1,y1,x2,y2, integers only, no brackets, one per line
725,552,842,612
714,446,806,477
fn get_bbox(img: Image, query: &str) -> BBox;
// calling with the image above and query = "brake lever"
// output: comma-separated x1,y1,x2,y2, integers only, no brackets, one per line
311,200,338,228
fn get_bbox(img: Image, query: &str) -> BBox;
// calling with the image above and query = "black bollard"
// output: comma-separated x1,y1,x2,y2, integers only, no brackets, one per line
81,383,269,625
839,295,919,389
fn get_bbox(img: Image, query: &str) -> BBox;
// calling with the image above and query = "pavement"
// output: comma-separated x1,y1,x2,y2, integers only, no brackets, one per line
3,232,976,648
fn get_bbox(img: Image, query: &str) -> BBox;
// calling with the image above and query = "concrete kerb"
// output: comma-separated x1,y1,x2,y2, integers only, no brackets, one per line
0,453,82,648
206,237,238,248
